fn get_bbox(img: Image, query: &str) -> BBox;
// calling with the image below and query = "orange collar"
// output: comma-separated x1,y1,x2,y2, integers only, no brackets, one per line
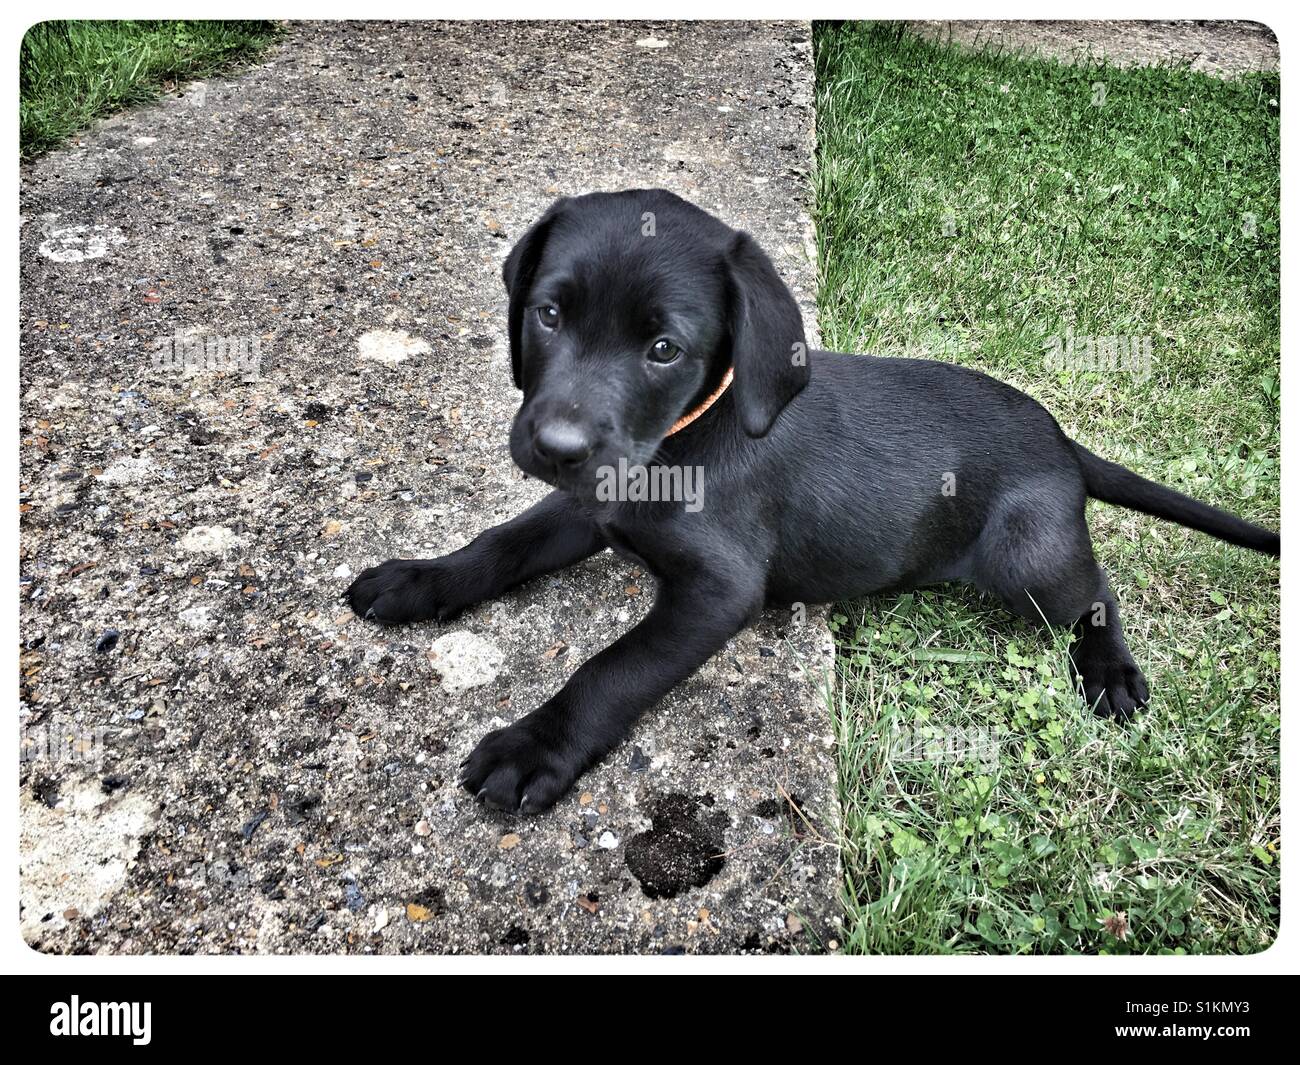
665,367,734,437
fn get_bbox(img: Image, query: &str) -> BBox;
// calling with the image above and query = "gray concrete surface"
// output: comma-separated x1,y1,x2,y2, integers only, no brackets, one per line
19,21,841,954
906,20,1279,77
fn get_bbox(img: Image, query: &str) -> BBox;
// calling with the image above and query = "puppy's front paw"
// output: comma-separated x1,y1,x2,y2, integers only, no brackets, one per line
1077,655,1149,721
345,558,468,625
460,720,582,815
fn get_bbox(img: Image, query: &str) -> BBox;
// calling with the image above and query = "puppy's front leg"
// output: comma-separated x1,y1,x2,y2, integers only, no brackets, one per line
461,571,764,813
347,491,604,624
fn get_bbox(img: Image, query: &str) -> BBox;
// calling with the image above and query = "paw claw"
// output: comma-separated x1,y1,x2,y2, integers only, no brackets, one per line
346,558,469,626
1074,652,1148,722
459,720,579,815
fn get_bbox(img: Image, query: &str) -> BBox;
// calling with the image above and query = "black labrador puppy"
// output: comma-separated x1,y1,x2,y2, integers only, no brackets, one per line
348,189,1279,814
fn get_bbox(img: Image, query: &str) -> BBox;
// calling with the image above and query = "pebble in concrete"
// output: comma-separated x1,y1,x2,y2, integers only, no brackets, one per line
37,222,127,263
428,631,505,694
357,327,431,365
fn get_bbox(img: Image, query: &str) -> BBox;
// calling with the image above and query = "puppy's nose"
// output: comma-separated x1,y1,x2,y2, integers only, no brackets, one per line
533,421,594,468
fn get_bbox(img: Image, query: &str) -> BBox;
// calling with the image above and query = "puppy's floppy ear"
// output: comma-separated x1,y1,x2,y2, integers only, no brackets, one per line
724,231,809,436
503,197,569,389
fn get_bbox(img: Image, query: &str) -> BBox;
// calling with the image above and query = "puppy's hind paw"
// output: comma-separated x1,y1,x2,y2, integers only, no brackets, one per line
1078,658,1149,722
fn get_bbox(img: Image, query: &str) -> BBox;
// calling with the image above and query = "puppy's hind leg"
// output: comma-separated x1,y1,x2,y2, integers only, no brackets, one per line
1065,575,1149,720
973,488,1148,720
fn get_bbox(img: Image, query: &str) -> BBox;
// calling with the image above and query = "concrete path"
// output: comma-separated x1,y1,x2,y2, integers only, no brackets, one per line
906,20,1279,77
20,21,840,954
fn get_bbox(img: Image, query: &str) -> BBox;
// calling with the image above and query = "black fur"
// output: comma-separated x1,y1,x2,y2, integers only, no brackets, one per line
347,189,1280,815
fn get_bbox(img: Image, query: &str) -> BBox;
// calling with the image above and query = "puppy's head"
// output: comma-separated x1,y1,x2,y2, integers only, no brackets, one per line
502,189,808,496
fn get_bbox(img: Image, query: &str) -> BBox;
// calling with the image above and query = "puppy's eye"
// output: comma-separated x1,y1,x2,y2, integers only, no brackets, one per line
648,338,681,364
536,305,561,329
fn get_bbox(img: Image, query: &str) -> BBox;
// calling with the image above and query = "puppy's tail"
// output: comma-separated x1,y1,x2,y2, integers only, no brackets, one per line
1072,442,1279,557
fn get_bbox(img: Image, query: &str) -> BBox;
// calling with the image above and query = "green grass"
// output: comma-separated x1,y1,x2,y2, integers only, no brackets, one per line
20,20,281,159
813,22,1280,954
